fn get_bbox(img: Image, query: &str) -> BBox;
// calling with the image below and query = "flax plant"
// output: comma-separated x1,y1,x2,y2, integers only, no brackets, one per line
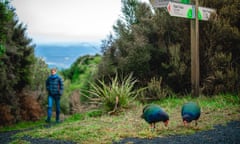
86,73,145,112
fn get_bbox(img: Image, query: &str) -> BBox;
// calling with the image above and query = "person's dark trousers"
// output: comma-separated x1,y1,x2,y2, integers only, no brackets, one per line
46,95,60,122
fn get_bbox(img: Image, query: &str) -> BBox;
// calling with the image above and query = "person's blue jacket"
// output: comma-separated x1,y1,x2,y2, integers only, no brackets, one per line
46,74,64,97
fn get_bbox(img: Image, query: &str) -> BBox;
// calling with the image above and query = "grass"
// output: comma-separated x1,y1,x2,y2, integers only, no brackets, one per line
0,118,45,132
1,94,240,144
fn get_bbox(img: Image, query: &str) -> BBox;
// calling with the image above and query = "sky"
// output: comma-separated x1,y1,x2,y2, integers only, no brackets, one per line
11,0,150,45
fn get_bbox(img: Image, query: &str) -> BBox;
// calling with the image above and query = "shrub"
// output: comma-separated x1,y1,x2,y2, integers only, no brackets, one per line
142,77,172,101
0,104,15,126
85,73,144,113
19,90,43,121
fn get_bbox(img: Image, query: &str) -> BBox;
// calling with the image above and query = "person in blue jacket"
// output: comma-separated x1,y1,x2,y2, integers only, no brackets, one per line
45,68,64,123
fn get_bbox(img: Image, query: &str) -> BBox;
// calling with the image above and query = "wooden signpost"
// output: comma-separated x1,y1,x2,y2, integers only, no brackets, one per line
150,0,216,96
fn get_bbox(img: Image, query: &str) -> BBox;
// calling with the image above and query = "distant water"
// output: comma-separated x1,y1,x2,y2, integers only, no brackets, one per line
34,43,101,69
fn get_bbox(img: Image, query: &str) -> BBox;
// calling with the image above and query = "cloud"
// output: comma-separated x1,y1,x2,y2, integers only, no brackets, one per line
11,0,122,43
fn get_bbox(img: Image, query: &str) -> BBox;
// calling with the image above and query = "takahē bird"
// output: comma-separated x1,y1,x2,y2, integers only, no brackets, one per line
141,104,169,130
181,102,201,126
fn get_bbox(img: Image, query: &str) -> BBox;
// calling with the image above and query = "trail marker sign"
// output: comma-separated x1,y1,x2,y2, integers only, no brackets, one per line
150,0,216,97
150,0,190,8
167,2,193,19
151,0,170,8
198,6,216,21
167,2,216,20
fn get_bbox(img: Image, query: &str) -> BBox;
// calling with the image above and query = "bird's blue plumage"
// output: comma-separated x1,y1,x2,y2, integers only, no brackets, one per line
141,104,169,124
181,102,201,123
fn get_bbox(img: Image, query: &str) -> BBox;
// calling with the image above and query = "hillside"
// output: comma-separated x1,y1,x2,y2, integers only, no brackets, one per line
1,94,239,143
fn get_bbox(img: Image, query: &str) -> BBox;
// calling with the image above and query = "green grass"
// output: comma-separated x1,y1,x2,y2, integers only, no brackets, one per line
1,94,240,144
0,118,46,132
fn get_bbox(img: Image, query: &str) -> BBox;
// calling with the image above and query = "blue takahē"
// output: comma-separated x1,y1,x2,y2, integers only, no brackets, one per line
141,104,169,129
181,102,201,126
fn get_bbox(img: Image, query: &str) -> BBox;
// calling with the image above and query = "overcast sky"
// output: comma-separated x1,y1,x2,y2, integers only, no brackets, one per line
11,0,150,44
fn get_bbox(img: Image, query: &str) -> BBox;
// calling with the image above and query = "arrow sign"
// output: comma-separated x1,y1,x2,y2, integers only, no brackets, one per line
198,7,216,21
167,2,216,20
150,0,171,8
167,2,194,19
150,0,190,8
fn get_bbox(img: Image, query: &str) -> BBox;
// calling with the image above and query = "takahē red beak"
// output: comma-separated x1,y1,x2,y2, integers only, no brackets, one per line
164,120,169,127
183,120,187,126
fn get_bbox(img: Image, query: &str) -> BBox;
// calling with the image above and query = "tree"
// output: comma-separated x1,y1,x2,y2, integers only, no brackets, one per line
0,1,44,125
199,0,240,94
97,0,240,97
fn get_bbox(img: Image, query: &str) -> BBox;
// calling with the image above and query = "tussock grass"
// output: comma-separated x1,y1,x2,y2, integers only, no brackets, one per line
4,94,240,144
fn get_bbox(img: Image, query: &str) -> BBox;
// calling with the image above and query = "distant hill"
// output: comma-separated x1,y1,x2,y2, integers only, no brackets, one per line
34,43,101,69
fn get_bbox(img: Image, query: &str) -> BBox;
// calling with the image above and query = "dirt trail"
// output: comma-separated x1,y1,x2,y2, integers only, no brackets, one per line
114,121,240,144
1,121,240,144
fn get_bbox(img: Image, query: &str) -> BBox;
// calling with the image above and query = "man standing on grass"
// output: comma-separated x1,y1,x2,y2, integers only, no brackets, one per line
45,68,64,123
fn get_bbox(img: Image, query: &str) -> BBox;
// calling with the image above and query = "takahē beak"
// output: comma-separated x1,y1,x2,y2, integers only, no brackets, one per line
183,120,187,126
164,120,169,127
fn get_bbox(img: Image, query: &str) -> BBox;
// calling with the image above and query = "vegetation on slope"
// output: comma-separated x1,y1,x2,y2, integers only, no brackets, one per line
1,94,239,144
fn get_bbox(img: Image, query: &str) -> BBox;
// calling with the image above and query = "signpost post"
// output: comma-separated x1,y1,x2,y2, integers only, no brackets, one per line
192,0,199,97
150,0,215,97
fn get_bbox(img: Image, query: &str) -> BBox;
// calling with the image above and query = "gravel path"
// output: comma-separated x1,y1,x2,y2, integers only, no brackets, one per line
0,121,239,144
0,124,76,144
114,121,240,144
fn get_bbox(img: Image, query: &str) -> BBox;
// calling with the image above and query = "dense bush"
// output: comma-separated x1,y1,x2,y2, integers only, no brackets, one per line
98,0,240,96
0,1,47,125
142,77,173,101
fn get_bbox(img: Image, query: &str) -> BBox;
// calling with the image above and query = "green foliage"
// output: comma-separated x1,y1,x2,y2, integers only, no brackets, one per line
0,44,5,56
86,73,144,112
61,55,101,93
86,109,103,117
98,1,190,93
99,0,155,80
60,55,101,114
0,118,45,132
143,77,172,101
0,1,13,43
202,53,239,94
29,57,49,99
199,0,240,95
62,55,101,82
0,2,48,125
121,0,139,28
63,110,103,123
98,0,240,96
3,94,239,143
0,4,35,95
59,93,70,114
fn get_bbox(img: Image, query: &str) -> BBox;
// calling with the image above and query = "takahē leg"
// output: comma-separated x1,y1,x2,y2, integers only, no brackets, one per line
150,123,156,131
195,120,198,126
